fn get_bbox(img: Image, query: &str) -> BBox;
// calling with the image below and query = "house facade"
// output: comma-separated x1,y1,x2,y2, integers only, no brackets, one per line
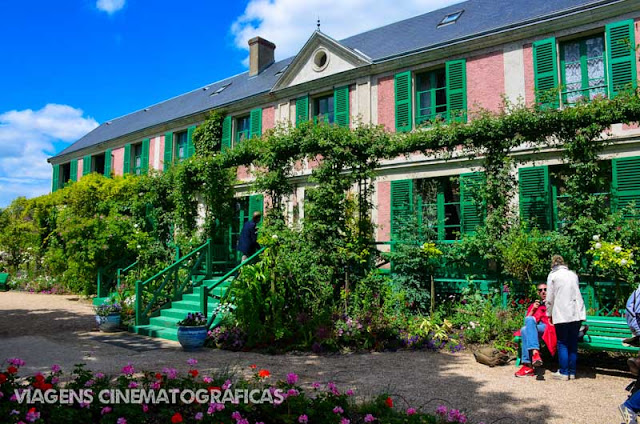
49,0,640,249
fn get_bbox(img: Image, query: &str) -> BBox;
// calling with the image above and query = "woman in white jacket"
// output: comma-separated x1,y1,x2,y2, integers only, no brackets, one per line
546,255,586,380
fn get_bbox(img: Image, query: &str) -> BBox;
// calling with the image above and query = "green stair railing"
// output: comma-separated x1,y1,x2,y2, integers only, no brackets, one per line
135,239,214,326
116,260,139,289
97,258,132,298
202,247,266,329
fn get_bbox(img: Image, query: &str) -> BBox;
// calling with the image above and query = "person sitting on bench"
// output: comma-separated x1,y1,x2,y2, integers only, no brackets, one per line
514,283,557,378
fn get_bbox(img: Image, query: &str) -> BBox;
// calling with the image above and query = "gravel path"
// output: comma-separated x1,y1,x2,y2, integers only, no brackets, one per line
0,291,633,424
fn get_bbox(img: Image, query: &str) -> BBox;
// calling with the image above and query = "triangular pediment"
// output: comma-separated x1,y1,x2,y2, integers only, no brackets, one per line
272,31,372,91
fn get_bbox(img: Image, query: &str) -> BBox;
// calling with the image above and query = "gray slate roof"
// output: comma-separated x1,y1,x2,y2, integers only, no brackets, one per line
51,0,614,160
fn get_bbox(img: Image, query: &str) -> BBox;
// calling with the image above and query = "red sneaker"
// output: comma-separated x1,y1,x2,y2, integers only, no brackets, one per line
515,366,535,378
532,351,543,367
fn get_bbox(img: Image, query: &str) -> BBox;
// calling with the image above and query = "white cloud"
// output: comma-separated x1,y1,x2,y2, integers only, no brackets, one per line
96,0,126,14
0,104,99,207
231,0,463,64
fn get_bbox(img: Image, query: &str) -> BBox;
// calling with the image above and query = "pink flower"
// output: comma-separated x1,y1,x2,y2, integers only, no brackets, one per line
95,372,105,379
231,411,242,420
222,379,232,390
286,373,299,385
162,367,178,379
340,419,350,424
312,382,321,389
101,406,112,415
436,405,448,415
333,406,344,414
142,404,149,413
187,358,198,366
128,382,138,388
121,363,135,376
195,412,203,421
84,380,94,387
287,389,299,397
7,358,26,367
150,381,161,390
203,376,213,384
346,389,354,396
117,418,127,424
298,415,308,423
51,364,61,373
407,408,416,415
364,414,376,422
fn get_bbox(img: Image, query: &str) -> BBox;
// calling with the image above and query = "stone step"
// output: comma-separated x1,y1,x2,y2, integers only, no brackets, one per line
131,325,178,341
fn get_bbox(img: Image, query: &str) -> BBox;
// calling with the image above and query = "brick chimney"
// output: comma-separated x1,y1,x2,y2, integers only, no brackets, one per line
248,37,276,77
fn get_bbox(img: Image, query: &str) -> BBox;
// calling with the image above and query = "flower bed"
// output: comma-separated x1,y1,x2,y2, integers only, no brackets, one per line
0,358,482,424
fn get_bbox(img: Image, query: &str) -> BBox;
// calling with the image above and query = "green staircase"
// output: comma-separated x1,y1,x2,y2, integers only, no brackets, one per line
130,277,233,341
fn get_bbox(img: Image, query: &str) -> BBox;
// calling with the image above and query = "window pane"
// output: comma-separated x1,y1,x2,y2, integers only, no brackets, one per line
418,92,432,118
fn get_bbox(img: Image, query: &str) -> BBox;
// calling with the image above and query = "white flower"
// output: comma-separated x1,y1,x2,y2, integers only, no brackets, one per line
630,253,635,258
595,243,602,249
592,235,600,242
134,224,138,229
621,259,628,266
136,245,141,249
272,234,278,240
615,246,622,253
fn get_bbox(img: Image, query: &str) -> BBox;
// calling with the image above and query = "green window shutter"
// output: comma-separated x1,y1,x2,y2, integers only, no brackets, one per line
187,126,196,158
390,179,414,240
334,86,350,128
612,156,640,218
248,194,265,228
460,172,485,234
296,96,309,127
606,20,637,98
52,164,60,192
518,166,552,230
533,37,559,108
123,143,132,175
249,109,262,138
163,132,173,170
70,159,78,182
141,138,150,174
104,149,112,177
445,59,467,122
221,117,232,151
82,155,91,175
394,71,412,133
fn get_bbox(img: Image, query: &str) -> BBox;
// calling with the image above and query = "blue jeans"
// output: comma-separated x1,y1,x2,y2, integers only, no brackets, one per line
555,321,581,376
521,316,545,365
625,390,640,413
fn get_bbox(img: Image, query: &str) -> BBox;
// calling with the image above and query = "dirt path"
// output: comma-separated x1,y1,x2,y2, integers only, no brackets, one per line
0,291,632,424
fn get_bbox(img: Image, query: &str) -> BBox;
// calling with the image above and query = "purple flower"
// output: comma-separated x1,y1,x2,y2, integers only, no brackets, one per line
346,389,354,396
222,379,232,390
121,362,135,376
312,381,321,389
436,405,448,415
84,380,94,387
287,373,299,385
407,408,416,415
333,406,344,414
150,381,161,390
187,358,198,366
95,372,105,379
117,418,127,424
25,409,41,423
128,382,138,388
287,389,299,397
51,364,61,373
51,377,59,384
7,358,26,367
195,412,203,421
340,419,350,424
298,415,308,424
10,410,20,415
364,414,376,422
162,367,178,379
231,411,242,420
101,406,112,415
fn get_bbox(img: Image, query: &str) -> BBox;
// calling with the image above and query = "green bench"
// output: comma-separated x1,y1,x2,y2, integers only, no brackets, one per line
0,273,9,291
514,315,636,365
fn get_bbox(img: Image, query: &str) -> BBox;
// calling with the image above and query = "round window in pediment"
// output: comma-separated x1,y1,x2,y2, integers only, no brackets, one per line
313,49,329,72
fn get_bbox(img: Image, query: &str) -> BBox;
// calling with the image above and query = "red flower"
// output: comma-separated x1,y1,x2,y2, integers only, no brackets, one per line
385,397,393,408
208,386,221,393
249,364,257,370
518,299,525,305
188,369,199,378
258,369,270,378
35,374,45,383
0,373,6,383
171,412,183,423
7,366,17,374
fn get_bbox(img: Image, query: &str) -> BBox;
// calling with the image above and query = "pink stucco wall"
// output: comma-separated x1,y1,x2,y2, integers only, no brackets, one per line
149,137,157,171
157,135,166,170
262,106,275,131
376,181,391,241
76,158,83,180
112,147,124,176
467,51,505,115
237,165,250,180
377,75,395,132
349,85,355,128
308,154,323,169
523,43,535,106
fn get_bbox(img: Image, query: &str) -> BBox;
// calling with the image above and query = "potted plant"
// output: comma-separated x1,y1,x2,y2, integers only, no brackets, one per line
95,302,122,332
176,312,208,351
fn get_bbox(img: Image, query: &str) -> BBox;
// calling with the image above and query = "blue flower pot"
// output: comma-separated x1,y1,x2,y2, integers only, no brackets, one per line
96,313,121,332
177,326,208,351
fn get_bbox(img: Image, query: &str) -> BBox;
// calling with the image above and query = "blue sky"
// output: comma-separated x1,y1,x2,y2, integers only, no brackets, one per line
0,0,459,207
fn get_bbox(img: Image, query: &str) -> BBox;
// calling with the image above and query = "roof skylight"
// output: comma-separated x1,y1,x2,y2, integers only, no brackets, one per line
438,10,463,27
210,82,232,96
275,65,288,76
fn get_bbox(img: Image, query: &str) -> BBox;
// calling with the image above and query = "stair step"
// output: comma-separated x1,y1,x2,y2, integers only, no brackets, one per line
182,293,223,303
92,296,111,306
149,316,183,329
132,325,178,341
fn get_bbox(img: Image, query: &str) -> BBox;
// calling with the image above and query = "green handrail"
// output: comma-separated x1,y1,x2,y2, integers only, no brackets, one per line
202,247,266,329
116,260,139,289
135,239,213,326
